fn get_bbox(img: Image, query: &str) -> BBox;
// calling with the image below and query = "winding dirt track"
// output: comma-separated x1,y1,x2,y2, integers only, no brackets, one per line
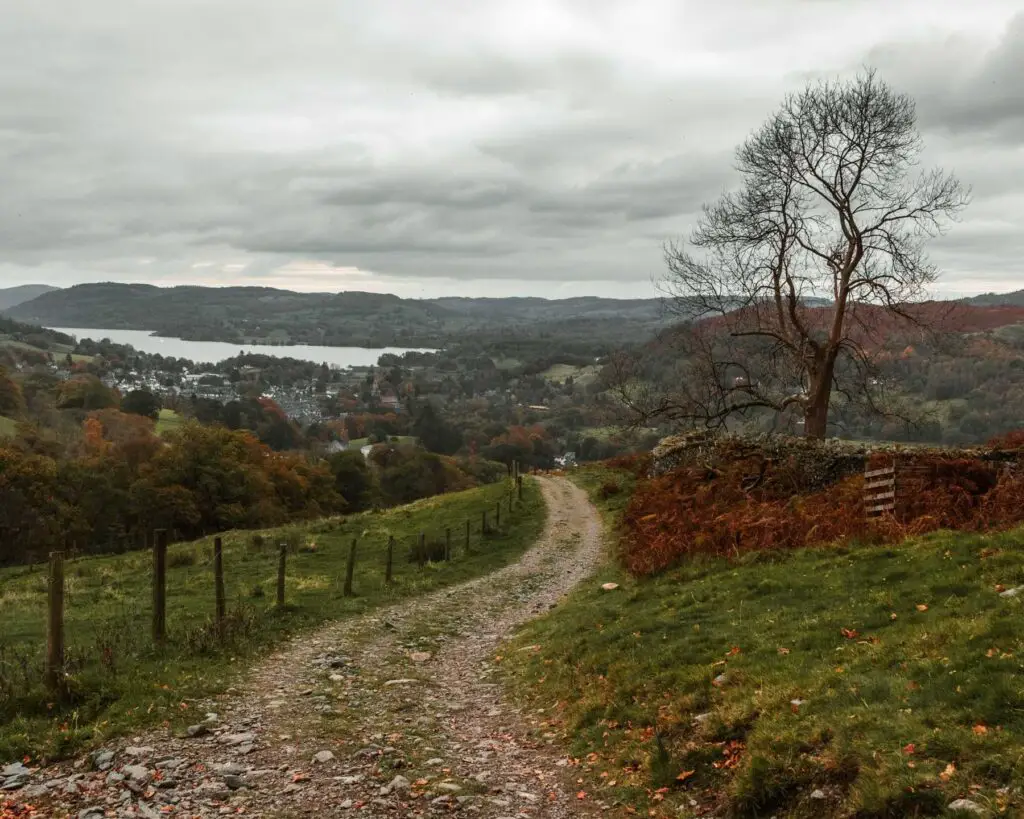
31,476,607,818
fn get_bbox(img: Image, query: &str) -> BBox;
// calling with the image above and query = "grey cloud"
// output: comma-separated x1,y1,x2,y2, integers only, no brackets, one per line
0,0,1022,297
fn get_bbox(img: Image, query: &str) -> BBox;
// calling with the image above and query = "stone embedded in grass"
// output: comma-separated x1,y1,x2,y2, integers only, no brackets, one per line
409,651,432,662
312,750,335,764
600,582,619,591
947,799,988,815
999,585,1024,598
383,678,419,687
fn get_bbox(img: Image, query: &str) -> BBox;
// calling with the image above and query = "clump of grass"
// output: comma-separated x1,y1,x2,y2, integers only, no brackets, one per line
167,548,197,569
500,464,1024,817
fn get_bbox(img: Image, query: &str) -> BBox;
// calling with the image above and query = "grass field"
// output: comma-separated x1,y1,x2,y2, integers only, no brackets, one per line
540,362,601,386
345,435,416,450
0,415,16,438
0,337,93,364
155,408,183,435
0,478,543,762
502,465,1024,817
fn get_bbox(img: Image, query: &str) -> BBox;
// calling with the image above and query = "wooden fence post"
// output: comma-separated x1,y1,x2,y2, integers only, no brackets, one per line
496,500,501,528
508,492,513,514
276,543,287,607
481,510,488,536
465,519,470,552
517,475,523,501
213,536,226,629
385,535,394,584
445,527,451,561
153,529,167,645
45,551,65,694
343,538,357,597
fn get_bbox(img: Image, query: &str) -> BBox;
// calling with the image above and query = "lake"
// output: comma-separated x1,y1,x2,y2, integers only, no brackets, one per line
49,328,434,368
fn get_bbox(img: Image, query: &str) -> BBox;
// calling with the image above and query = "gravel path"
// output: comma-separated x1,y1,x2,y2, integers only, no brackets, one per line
12,476,607,818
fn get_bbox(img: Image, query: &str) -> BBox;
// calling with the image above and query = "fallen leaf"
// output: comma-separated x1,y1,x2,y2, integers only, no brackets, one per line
601,583,620,591
841,628,859,640
940,762,956,782
576,791,587,800
973,724,988,735
890,612,898,620
777,647,790,655
727,646,741,656
676,770,696,782
916,604,929,612
903,743,916,755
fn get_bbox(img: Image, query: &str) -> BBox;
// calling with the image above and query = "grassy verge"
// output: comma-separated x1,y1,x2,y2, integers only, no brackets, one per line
0,416,16,438
0,478,544,762
502,465,1024,817
155,408,183,435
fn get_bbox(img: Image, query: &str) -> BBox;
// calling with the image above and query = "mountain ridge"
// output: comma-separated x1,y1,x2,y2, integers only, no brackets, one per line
0,284,60,311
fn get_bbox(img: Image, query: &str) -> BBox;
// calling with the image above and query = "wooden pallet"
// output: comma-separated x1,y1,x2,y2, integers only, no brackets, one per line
864,461,896,516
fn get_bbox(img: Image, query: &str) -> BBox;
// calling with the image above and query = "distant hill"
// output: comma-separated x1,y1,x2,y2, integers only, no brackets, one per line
5,283,673,348
0,284,59,311
964,290,1024,307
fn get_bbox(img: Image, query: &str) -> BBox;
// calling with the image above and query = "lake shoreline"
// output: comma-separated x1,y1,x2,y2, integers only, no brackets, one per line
48,327,437,368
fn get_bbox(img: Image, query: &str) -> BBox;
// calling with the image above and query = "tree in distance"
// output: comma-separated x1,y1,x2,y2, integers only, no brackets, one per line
617,70,969,438
120,388,161,421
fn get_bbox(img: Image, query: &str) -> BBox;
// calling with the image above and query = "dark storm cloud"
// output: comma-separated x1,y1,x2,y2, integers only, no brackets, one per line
0,0,1021,297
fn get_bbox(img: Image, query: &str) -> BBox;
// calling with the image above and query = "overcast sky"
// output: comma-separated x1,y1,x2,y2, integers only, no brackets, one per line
1,0,1021,299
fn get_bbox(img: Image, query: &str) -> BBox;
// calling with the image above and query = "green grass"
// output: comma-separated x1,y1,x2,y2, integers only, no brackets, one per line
155,408,183,435
346,435,416,450
0,478,543,762
0,416,16,438
540,362,601,385
502,465,1024,817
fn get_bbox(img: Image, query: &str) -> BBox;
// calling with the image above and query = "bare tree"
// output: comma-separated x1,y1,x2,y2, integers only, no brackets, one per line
628,70,968,438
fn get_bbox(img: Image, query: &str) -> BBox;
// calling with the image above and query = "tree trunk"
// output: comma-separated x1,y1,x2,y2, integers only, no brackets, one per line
803,356,837,438
803,400,829,438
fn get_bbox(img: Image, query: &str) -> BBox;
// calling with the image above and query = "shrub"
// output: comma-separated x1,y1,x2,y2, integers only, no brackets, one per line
621,444,1024,576
597,481,621,500
407,537,448,564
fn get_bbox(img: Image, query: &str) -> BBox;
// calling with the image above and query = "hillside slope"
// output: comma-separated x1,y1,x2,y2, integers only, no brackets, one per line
5,283,672,347
0,284,59,311
0,479,544,760
501,465,1024,818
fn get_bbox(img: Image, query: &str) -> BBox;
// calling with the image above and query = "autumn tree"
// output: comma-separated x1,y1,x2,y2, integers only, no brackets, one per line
626,71,968,438
0,366,24,416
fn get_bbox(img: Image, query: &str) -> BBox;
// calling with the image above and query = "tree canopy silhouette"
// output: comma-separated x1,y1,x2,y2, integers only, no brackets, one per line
621,70,969,438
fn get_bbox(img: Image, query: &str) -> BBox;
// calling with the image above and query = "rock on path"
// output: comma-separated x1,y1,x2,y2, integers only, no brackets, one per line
9,477,607,818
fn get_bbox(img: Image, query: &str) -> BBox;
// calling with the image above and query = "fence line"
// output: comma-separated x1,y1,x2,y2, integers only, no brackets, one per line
37,480,532,694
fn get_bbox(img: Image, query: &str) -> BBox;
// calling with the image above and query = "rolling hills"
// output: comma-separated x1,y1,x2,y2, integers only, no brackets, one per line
3,283,670,348
0,284,59,311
